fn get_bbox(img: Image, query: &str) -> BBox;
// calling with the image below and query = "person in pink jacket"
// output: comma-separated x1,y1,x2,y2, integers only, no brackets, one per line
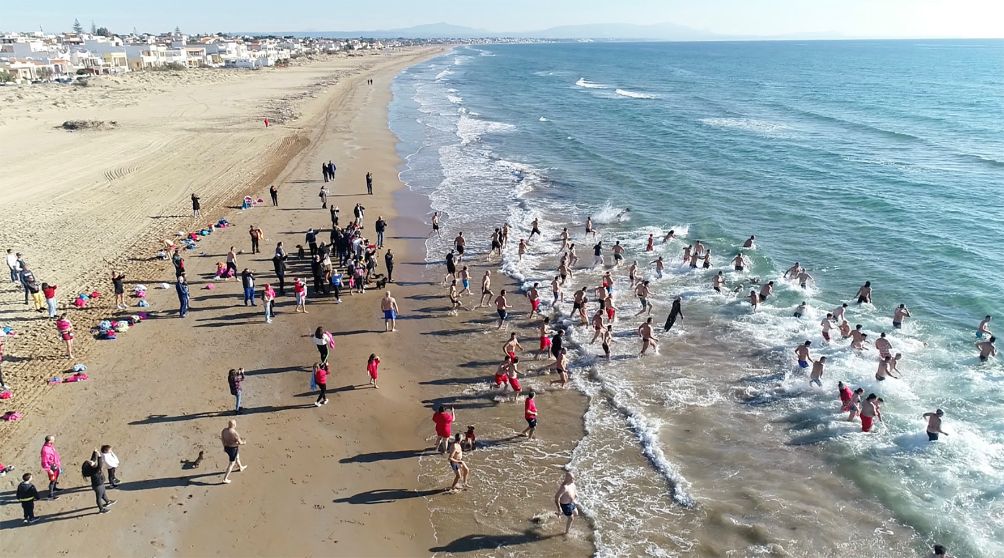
40,435,62,499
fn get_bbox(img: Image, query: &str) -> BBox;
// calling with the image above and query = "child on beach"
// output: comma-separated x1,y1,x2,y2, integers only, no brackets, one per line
55,315,74,359
367,354,380,388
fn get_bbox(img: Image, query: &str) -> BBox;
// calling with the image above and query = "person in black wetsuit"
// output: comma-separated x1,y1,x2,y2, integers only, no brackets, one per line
664,296,684,331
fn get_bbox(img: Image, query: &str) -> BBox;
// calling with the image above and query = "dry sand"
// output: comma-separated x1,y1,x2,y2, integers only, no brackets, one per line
0,45,595,557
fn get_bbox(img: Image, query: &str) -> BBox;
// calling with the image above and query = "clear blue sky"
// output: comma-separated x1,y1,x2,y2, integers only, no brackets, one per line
4,0,1002,38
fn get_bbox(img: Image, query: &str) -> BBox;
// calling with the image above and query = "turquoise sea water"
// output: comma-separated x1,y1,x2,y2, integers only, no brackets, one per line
391,41,1004,556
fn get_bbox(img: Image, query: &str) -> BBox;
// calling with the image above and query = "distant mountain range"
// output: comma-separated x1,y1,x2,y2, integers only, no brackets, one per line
250,22,731,41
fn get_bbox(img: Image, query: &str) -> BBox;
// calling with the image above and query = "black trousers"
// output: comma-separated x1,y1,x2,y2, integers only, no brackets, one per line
386,266,394,282
275,272,286,294
316,383,327,403
21,501,34,520
270,192,278,206
251,238,259,253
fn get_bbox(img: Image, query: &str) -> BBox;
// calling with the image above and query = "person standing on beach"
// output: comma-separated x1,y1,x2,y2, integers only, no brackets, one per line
241,269,256,306
638,317,657,355
664,296,684,331
923,409,948,441
220,420,247,484
83,450,115,513
225,247,237,279
269,185,278,206
228,368,245,414
433,406,456,453
366,171,373,195
272,243,288,295
447,433,469,492
100,445,120,488
262,283,276,323
191,193,201,218
313,362,329,406
55,314,74,359
294,278,308,313
384,250,395,283
16,473,39,524
111,270,126,310
176,275,190,318
318,186,330,209
382,291,399,332
521,391,538,439
374,216,386,249
6,249,19,284
249,225,263,254
554,471,579,535
42,281,58,318
40,436,62,499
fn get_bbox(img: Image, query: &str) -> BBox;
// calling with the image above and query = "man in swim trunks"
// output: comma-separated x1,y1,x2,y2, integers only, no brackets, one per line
892,304,911,329
448,280,462,313
662,229,676,243
758,281,774,302
495,289,512,330
832,303,848,323
527,283,542,317
550,276,562,305
977,315,992,339
572,288,588,325
976,336,997,362
521,391,538,439
748,290,759,312
428,211,440,237
850,325,869,350
651,256,665,279
600,325,613,359
381,291,399,332
634,281,652,317
795,270,813,289
638,317,658,355
447,433,469,491
809,356,826,387
559,228,570,251
732,252,749,272
454,232,466,262
612,241,625,267
859,394,882,432
537,318,553,360
529,217,541,241
794,340,812,369
874,332,893,358
820,313,835,342
585,216,596,238
477,271,493,308
628,261,639,287
589,308,605,344
712,271,725,293
503,333,523,360
743,235,756,249
854,281,872,304
875,355,899,381
554,471,579,535
494,357,512,391
550,348,569,387
838,320,852,339
459,266,471,295
847,387,864,421
784,262,802,280
923,409,948,441
793,301,807,318
220,419,247,484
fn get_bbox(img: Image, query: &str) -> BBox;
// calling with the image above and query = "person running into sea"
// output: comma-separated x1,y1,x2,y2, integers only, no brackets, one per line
458,266,471,296
875,356,899,381
585,216,596,238
503,333,523,360
529,217,541,241
559,228,570,251
612,241,625,267
554,471,580,535
444,249,457,285
428,212,441,238
783,262,802,280
833,302,848,323
892,304,911,329
838,320,852,339
447,433,469,492
795,269,814,289
448,280,462,314
634,281,652,317
854,281,873,304
220,419,247,484
859,394,883,432
794,341,812,370
589,307,605,344
681,244,692,265
732,252,750,272
518,238,527,261
758,280,774,302
976,336,997,362
664,296,684,331
476,271,493,308
808,356,826,387
600,325,614,359
977,315,992,339
743,235,756,249
521,391,538,439
874,332,893,358
382,291,400,332
526,283,541,317
712,271,725,293
572,287,588,325
793,301,807,318
847,387,865,422
820,313,835,342
645,234,654,252
536,318,553,360
923,409,948,441
627,260,639,287
748,290,759,312
454,232,466,262
494,289,513,330
638,317,658,355
551,348,569,387
850,325,869,350
592,241,604,268
650,256,665,279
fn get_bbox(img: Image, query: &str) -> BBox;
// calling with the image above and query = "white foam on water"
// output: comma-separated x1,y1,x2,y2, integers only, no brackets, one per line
576,77,609,89
615,88,658,100
538,116,549,122
435,68,453,81
699,117,791,136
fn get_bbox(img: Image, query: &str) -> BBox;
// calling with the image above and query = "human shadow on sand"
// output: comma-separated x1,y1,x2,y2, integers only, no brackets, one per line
116,472,218,491
333,488,446,505
429,531,560,553
128,403,316,425
338,448,430,464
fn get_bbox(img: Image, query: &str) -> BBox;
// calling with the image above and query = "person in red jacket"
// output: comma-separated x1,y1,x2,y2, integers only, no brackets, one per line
41,282,58,317
313,362,329,406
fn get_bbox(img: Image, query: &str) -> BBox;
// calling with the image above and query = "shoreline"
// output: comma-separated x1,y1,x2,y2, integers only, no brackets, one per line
0,46,456,555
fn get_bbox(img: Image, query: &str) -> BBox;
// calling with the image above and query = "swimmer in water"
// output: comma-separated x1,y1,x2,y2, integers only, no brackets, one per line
793,301,807,318
758,281,774,302
742,235,756,249
854,281,872,304
809,356,826,387
748,289,759,312
614,208,630,220
820,313,835,342
977,315,993,339
875,355,900,381
976,336,997,362
681,244,692,264
892,303,911,329
732,252,750,272
795,269,814,289
712,271,726,293
783,262,802,280
923,410,948,441
650,256,665,279
832,303,848,323
874,332,893,358
850,325,869,350
662,229,676,243
794,340,812,369
645,234,655,252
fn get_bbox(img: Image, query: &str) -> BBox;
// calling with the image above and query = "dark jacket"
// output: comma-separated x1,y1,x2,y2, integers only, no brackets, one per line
16,481,38,502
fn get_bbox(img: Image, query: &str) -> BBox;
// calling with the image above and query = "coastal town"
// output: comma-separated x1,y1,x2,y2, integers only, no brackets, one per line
0,25,392,82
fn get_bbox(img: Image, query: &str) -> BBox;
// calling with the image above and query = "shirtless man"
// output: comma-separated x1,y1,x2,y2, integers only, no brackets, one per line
645,234,654,252
494,290,513,330
503,332,523,359
459,266,472,296
874,332,893,358
612,241,625,267
572,287,588,325
638,317,658,355
977,315,993,339
681,245,692,265
976,336,997,362
794,340,812,370
628,261,639,287
758,281,774,302
838,320,852,339
487,229,502,262
476,271,493,308
557,261,570,286
634,281,652,317
494,357,513,391
447,434,469,491
820,313,835,342
693,240,705,258
809,356,826,387
795,270,814,289
550,276,563,305
783,262,802,280
585,216,596,238
923,409,948,441
854,281,872,304
742,235,756,249
832,303,848,323
748,290,759,312
712,271,726,293
554,471,579,535
850,326,869,350
527,283,542,317
890,353,904,376
551,348,569,387
662,229,676,243
892,304,911,329
589,308,605,344
381,291,400,332
793,301,807,318
732,252,749,272
529,217,541,241
567,244,579,268
536,318,552,360
448,280,462,313
859,394,883,432
876,355,899,381
518,238,527,261
559,228,570,251
454,232,466,263
428,212,440,237
847,387,864,421
651,256,665,279
600,325,613,359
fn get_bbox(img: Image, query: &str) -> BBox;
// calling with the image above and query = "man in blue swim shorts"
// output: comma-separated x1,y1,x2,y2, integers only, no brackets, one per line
554,471,579,535
795,340,812,369
381,291,399,332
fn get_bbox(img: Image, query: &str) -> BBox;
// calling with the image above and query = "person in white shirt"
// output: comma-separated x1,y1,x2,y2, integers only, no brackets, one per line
6,249,20,283
100,445,120,488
